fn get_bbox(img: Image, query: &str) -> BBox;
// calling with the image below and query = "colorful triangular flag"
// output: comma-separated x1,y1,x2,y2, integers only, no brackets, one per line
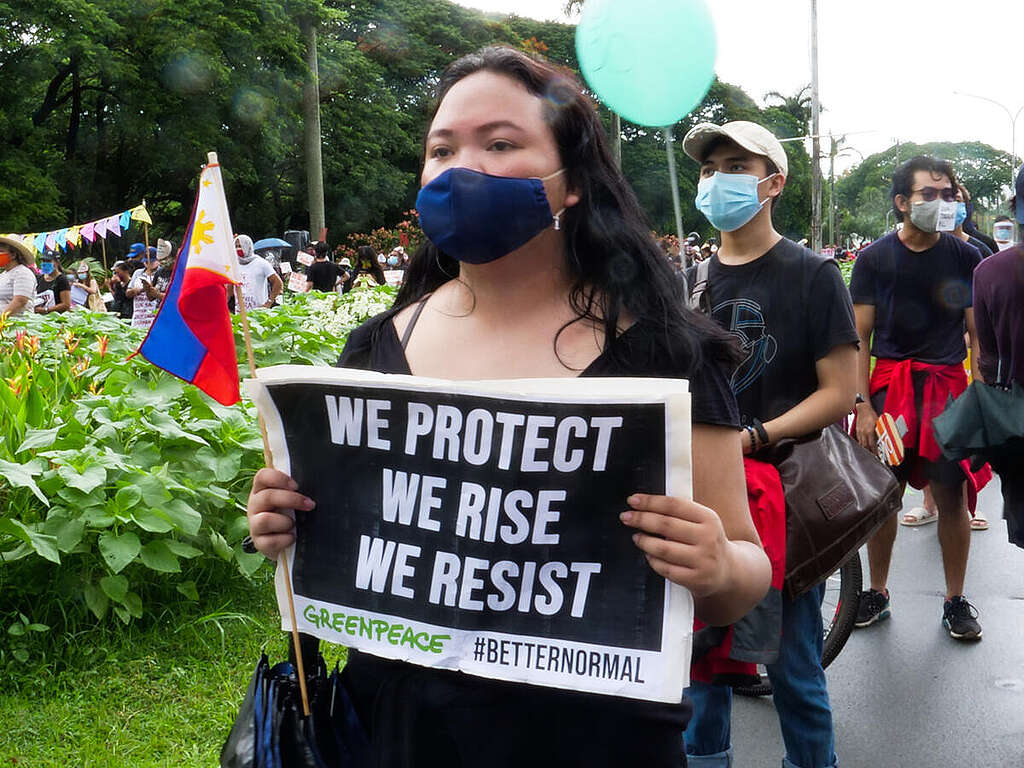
80,221,96,243
119,210,132,231
130,204,153,225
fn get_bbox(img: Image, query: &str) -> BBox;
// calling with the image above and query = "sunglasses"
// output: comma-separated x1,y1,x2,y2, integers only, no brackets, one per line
910,186,956,203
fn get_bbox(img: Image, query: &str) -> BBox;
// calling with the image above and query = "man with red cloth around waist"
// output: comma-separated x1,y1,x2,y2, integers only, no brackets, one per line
851,155,989,641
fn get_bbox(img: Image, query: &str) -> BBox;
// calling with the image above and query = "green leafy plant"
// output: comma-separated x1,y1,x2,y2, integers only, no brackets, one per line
0,285,396,665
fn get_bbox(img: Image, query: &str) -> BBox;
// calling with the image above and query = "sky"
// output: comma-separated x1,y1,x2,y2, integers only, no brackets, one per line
455,0,1024,179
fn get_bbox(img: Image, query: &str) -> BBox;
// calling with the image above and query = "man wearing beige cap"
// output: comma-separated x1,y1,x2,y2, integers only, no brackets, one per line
0,236,38,316
680,121,858,768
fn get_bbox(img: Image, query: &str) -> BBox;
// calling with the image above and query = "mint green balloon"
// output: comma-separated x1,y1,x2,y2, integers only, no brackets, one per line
575,0,716,127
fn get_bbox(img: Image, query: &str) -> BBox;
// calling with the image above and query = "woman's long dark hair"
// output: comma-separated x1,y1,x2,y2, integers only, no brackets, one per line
394,46,736,370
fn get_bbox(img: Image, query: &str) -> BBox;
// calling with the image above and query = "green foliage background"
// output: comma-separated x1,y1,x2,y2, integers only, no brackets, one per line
0,0,817,246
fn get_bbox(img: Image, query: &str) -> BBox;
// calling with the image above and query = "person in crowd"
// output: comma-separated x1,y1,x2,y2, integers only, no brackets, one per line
953,184,993,258
337,257,354,293
680,120,857,768
699,243,712,261
0,236,37,316
125,242,146,274
993,216,1015,251
34,252,72,315
907,180,994,530
125,245,166,329
234,234,282,310
105,261,134,319
70,260,105,311
961,196,999,254
351,244,386,287
852,156,988,641
972,165,1024,549
246,45,771,767
305,240,343,292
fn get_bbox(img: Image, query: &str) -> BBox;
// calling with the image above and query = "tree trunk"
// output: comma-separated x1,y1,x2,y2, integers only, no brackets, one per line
301,17,326,239
67,55,81,221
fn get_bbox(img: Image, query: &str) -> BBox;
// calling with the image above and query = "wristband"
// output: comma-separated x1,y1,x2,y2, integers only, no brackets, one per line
745,424,758,451
241,535,258,554
752,418,770,447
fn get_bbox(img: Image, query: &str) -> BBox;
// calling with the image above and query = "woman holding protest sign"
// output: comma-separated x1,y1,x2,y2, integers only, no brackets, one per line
246,46,770,767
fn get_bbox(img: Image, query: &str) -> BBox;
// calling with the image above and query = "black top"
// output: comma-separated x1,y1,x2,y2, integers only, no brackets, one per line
338,312,740,429
850,231,982,365
35,273,70,308
332,308,741,767
686,237,859,425
966,235,993,259
306,259,340,292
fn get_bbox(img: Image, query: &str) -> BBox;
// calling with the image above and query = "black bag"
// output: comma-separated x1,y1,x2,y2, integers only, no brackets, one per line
221,653,370,768
766,424,901,598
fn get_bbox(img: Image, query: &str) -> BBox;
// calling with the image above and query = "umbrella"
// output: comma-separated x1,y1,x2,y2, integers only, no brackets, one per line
933,381,1024,461
253,238,292,251
221,653,369,768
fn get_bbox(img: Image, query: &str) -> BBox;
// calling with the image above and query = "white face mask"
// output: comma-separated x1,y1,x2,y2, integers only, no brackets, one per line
909,199,958,233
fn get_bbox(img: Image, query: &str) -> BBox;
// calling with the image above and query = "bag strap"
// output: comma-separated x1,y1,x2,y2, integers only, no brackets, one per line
686,257,712,315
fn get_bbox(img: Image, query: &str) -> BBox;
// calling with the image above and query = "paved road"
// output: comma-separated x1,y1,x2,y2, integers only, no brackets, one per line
730,479,1024,767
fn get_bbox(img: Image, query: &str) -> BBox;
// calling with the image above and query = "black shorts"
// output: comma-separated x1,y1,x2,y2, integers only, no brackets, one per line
872,371,965,488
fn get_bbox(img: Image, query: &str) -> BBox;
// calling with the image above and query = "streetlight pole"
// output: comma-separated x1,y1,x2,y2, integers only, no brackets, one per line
809,0,822,253
953,91,1024,189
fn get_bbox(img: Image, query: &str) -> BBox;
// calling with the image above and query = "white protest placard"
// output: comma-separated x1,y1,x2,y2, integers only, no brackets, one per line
70,283,89,307
296,252,314,267
247,366,694,703
286,272,307,293
383,269,404,287
280,261,293,275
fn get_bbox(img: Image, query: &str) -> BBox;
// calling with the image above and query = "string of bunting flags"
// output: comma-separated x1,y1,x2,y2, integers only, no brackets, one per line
1,202,153,255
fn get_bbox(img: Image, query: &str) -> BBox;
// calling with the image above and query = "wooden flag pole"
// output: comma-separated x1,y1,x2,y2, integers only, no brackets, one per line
144,223,150,251
100,237,107,271
208,150,311,718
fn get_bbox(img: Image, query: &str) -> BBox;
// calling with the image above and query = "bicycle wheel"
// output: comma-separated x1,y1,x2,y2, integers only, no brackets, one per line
733,551,862,698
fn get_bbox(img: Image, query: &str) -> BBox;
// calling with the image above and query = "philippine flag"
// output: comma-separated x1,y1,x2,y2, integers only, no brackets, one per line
135,160,242,405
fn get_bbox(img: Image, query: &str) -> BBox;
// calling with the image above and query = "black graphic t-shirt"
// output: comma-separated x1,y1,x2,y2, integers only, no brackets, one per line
328,309,742,766
306,259,340,292
850,231,981,364
686,238,859,425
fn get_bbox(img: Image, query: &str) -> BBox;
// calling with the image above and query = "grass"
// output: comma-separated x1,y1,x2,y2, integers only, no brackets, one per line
0,569,348,767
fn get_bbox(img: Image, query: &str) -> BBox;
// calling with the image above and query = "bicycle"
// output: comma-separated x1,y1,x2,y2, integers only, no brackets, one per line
733,549,862,697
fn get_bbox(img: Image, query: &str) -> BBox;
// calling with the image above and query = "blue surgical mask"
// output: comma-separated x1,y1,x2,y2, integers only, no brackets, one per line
387,255,399,266
40,262,55,275
954,202,967,229
695,172,777,232
416,167,566,264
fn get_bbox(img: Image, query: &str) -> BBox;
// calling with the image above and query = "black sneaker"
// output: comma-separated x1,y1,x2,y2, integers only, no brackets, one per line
943,596,982,640
854,589,891,628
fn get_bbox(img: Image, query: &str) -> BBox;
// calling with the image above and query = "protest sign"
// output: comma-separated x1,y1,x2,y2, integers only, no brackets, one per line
286,271,307,293
247,366,694,703
296,252,315,267
70,284,89,306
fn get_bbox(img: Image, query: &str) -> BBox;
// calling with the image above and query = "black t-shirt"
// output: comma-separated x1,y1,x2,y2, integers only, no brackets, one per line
306,259,340,292
110,279,131,318
331,309,740,766
966,235,993,259
685,238,859,425
850,231,981,364
35,273,71,309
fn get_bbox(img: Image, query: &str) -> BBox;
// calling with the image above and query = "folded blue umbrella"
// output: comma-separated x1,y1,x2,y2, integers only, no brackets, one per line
253,238,292,251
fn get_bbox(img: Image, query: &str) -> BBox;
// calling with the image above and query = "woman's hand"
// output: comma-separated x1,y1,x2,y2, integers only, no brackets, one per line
854,402,877,452
620,493,731,599
246,468,315,557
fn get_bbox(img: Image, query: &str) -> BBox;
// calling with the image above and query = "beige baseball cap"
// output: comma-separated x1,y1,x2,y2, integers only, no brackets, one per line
0,235,35,266
683,121,788,178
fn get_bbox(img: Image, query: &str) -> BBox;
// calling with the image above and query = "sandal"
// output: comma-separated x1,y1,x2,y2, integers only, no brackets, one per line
970,513,989,531
901,506,938,526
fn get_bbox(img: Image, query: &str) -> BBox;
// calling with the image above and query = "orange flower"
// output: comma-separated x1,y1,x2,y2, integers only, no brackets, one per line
4,374,23,396
88,381,101,395
96,335,109,359
64,332,80,354
28,336,40,356
14,330,26,352
0,310,8,333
